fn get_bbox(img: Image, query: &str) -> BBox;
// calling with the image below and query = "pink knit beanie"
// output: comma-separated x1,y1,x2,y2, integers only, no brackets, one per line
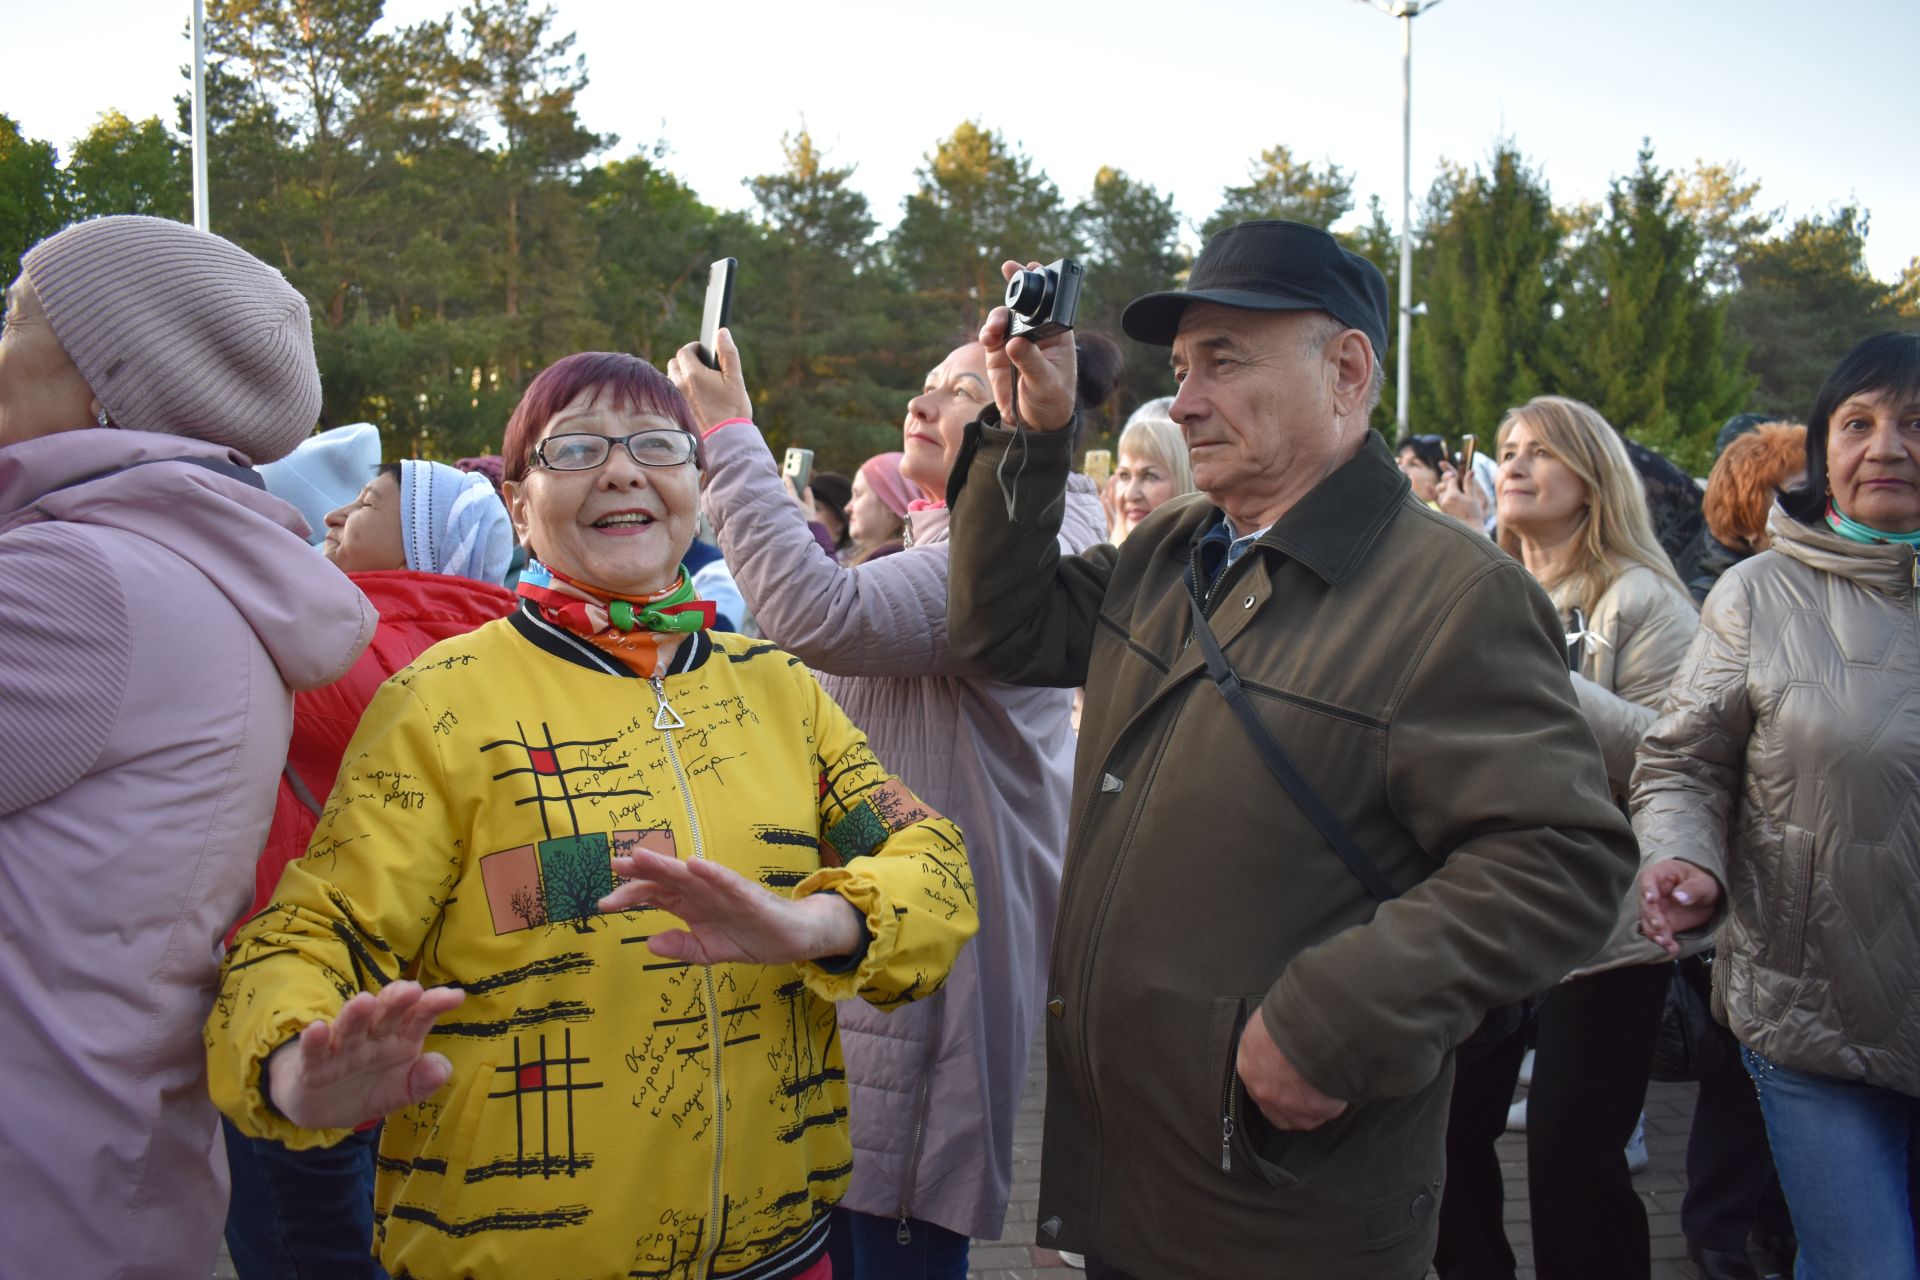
21,216,322,464
858,451,917,518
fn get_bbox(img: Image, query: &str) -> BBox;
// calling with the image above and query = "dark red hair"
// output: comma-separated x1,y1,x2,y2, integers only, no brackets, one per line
501,352,703,482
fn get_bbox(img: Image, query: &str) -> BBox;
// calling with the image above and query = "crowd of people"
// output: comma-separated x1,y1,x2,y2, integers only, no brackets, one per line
0,212,1914,1280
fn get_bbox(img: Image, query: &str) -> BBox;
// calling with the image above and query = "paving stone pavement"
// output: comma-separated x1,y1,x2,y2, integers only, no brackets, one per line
211,1050,1776,1280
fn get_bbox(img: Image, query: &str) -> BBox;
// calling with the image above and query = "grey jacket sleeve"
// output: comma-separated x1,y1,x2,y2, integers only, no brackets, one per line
700,421,978,679
1630,571,1757,899
945,418,1118,690
1571,579,1698,795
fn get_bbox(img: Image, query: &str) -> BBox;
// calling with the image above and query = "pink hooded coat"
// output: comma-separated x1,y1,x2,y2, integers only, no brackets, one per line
0,428,373,1279
702,421,1106,1241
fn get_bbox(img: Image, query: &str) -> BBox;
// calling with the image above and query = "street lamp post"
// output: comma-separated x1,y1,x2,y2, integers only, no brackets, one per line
191,0,209,231
1368,0,1444,434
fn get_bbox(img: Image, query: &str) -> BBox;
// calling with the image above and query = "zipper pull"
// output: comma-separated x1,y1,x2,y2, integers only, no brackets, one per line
895,1210,912,1246
648,676,685,731
1220,1113,1234,1172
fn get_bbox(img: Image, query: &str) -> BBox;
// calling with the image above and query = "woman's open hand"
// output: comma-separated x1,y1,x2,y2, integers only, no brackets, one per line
263,980,466,1130
1639,858,1721,954
601,849,863,966
668,327,754,430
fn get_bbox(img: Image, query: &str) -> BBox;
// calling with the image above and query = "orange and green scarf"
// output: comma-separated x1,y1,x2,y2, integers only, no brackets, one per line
516,558,714,677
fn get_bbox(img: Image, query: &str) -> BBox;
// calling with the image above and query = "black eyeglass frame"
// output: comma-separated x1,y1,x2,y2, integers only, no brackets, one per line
531,430,697,472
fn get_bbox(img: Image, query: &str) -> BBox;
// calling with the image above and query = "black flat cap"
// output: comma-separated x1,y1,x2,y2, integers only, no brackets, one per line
1122,219,1390,359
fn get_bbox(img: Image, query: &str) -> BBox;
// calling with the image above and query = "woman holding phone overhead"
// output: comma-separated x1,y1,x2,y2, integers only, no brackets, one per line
676,324,1118,1278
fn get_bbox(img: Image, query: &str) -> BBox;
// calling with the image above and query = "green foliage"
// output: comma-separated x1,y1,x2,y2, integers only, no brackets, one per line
1671,160,1776,294
890,121,1078,340
1201,145,1354,240
1727,206,1896,420
743,132,907,471
1075,166,1188,425
66,112,190,222
1410,144,1563,442
1554,143,1751,473
0,115,70,289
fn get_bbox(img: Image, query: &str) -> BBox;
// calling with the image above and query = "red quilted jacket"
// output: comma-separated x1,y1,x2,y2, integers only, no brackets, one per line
232,569,514,938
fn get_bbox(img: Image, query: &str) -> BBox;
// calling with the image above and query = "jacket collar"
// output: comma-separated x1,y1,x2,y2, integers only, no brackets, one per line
1767,504,1918,598
1171,430,1411,586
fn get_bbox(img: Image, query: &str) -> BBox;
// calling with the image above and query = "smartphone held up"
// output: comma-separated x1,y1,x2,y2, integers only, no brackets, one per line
697,258,737,370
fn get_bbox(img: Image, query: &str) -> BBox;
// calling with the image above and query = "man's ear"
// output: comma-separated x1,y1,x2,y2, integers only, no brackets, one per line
1328,328,1375,421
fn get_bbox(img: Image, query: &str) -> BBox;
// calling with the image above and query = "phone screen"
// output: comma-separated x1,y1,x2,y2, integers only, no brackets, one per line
698,258,737,370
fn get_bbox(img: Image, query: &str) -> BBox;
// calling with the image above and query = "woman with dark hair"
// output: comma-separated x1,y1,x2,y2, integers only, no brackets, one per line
0,217,373,1279
1637,331,1920,1280
679,326,1116,1278
1396,433,1448,506
208,350,976,1280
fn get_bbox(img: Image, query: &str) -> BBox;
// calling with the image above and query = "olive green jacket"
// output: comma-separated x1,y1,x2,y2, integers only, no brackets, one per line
946,422,1635,1279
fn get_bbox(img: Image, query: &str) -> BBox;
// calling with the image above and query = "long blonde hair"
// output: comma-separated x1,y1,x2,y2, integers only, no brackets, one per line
1495,395,1685,614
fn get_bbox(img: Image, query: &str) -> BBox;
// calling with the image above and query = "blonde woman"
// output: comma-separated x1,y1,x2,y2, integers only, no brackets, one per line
1448,396,1700,1280
1110,397,1194,541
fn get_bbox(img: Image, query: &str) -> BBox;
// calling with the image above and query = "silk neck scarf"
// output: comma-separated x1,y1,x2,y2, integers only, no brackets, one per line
517,558,714,677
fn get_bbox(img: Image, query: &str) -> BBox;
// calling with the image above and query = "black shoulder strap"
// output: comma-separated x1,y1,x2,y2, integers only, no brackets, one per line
1187,589,1401,904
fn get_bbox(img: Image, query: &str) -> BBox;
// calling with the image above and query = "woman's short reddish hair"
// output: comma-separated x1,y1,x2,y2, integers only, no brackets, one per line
500,352,702,482
1702,421,1806,552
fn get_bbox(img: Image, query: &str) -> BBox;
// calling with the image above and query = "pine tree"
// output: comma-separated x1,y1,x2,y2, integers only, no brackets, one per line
1555,143,1750,473
1075,166,1188,425
1409,144,1563,443
1201,145,1354,239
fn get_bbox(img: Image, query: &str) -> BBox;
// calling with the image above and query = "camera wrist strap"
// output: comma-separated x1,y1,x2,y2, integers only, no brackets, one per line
1186,588,1399,904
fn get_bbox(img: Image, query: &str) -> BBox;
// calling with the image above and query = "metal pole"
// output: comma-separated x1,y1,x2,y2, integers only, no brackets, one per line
1396,5,1413,433
191,0,210,231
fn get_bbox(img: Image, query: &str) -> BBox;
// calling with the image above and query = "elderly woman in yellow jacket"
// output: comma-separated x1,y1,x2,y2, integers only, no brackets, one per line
207,351,976,1280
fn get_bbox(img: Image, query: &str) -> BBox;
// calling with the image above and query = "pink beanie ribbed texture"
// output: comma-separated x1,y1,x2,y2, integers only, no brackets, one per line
22,216,322,464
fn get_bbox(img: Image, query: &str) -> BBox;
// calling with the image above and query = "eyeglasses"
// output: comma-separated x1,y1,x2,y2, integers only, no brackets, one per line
532,430,697,471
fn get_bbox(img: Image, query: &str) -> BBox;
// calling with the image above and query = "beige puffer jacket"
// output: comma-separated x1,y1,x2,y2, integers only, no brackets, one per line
1553,561,1700,976
1632,508,1920,1093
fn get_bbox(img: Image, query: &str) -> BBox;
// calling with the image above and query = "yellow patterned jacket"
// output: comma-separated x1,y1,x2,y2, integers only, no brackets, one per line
207,606,976,1280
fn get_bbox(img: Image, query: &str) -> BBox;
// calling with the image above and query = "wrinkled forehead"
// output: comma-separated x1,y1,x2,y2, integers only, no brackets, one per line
543,383,686,436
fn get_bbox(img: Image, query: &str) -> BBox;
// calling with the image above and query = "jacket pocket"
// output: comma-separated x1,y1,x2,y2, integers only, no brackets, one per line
1770,825,1817,978
1213,995,1357,1189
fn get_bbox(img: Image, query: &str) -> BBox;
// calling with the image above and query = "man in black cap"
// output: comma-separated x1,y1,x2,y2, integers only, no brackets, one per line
944,221,1636,1278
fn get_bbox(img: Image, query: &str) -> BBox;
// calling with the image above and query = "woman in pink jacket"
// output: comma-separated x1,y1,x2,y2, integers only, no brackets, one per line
672,326,1120,1277
0,216,372,1279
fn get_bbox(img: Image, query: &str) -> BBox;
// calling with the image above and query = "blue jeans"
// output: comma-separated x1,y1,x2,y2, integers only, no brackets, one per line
1742,1046,1920,1279
826,1206,969,1280
222,1117,388,1280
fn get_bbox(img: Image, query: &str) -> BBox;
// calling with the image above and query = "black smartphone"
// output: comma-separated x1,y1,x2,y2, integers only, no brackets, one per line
697,257,737,370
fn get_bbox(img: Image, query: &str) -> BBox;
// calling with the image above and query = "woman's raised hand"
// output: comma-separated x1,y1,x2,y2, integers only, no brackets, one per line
1638,858,1721,954
263,980,467,1130
1436,461,1488,529
980,260,1078,432
668,327,754,431
600,849,864,966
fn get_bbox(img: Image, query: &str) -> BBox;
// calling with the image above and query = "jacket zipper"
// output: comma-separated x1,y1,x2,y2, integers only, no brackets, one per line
650,674,726,1277
893,1009,946,1244
1218,1002,1251,1172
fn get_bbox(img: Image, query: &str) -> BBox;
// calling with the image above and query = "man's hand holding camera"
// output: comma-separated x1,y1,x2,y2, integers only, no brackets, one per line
981,259,1079,432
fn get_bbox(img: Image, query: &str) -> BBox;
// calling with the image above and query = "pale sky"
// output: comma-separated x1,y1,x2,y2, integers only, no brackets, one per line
9,0,1916,281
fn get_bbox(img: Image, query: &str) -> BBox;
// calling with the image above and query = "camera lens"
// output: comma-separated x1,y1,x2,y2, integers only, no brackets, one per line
1006,270,1045,315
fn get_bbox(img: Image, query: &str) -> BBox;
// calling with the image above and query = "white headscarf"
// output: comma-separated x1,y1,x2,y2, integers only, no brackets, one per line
399,460,514,586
